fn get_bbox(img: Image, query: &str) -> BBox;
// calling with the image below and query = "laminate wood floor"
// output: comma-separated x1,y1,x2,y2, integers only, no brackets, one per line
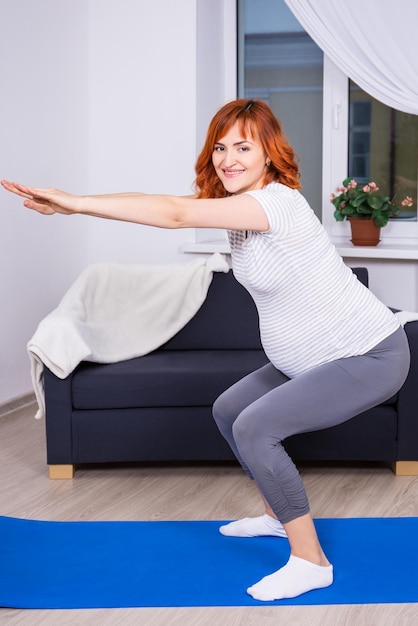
1,403,418,625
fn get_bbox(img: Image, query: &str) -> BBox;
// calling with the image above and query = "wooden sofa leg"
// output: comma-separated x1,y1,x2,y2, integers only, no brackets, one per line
392,461,418,476
49,464,75,480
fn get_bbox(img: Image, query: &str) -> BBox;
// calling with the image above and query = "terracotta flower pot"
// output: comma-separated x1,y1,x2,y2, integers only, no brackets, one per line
349,217,381,246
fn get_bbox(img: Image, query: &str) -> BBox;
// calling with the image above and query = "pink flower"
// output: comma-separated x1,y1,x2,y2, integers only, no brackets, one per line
401,196,413,207
347,180,358,189
361,182,379,193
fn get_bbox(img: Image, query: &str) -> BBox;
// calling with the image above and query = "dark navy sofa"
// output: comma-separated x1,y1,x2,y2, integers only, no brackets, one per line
43,268,418,479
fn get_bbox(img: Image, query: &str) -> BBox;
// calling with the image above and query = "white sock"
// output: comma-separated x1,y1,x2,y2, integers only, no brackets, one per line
247,555,333,601
219,514,287,538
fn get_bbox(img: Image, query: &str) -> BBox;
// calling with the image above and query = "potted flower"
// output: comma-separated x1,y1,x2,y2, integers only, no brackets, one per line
331,177,413,246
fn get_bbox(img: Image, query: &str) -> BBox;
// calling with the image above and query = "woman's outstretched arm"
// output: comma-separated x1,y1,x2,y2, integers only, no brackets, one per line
1,180,270,232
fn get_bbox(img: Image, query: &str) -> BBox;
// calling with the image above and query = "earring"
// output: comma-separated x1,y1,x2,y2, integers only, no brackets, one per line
266,158,271,167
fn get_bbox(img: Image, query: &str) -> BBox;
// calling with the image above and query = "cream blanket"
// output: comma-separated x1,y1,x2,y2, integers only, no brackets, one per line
395,310,418,326
28,253,229,419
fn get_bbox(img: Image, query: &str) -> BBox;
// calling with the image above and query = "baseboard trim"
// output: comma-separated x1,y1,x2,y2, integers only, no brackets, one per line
0,392,36,417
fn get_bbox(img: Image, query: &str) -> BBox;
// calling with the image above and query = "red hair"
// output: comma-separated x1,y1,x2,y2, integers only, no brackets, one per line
194,99,301,198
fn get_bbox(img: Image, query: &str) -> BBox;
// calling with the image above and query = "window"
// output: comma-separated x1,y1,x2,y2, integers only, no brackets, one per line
188,0,418,253
239,0,418,245
349,80,417,221
349,99,371,182
238,0,323,219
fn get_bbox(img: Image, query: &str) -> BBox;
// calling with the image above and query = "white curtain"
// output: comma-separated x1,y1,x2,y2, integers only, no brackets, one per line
284,0,418,114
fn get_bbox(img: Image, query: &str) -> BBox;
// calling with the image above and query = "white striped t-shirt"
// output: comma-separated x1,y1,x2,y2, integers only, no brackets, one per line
227,182,399,378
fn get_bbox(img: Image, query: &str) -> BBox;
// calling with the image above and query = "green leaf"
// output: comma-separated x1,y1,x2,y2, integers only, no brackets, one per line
374,214,388,227
357,205,372,215
368,195,383,210
351,194,366,208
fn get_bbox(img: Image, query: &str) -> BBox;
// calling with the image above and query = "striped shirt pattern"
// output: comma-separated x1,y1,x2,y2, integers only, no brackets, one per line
228,183,399,378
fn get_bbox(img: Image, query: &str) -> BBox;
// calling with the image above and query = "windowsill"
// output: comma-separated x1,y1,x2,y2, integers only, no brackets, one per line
182,238,418,260
182,240,231,254
333,239,418,260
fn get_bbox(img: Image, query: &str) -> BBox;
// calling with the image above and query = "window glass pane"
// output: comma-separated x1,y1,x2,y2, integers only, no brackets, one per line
349,80,417,220
238,0,323,218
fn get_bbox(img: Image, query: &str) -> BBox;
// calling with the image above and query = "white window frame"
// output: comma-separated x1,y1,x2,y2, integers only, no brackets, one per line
191,0,237,250
323,56,418,248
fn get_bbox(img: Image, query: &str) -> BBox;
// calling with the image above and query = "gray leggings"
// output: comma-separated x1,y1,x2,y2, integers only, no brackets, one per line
212,327,410,524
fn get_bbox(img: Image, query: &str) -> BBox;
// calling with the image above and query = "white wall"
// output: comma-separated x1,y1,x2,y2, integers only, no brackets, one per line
344,258,418,312
0,0,201,405
0,0,90,404
85,0,197,265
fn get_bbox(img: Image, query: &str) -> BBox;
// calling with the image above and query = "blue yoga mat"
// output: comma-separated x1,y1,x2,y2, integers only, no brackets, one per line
1,515,418,609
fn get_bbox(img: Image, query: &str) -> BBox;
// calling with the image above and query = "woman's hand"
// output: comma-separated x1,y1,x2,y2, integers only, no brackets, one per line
1,180,81,215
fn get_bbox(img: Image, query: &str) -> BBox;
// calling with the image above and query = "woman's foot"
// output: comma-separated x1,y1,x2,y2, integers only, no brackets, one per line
219,514,287,538
247,555,333,601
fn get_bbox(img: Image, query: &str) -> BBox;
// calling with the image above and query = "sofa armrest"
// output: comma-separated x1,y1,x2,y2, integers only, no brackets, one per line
43,367,74,464
396,320,418,459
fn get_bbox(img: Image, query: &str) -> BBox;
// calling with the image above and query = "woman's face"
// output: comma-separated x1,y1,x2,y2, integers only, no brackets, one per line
212,122,268,195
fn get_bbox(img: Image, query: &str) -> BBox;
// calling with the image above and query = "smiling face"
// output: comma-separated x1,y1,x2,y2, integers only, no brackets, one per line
212,122,268,195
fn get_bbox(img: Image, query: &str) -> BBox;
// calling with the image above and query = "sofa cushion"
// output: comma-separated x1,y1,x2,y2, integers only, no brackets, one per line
160,271,263,351
72,349,269,410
